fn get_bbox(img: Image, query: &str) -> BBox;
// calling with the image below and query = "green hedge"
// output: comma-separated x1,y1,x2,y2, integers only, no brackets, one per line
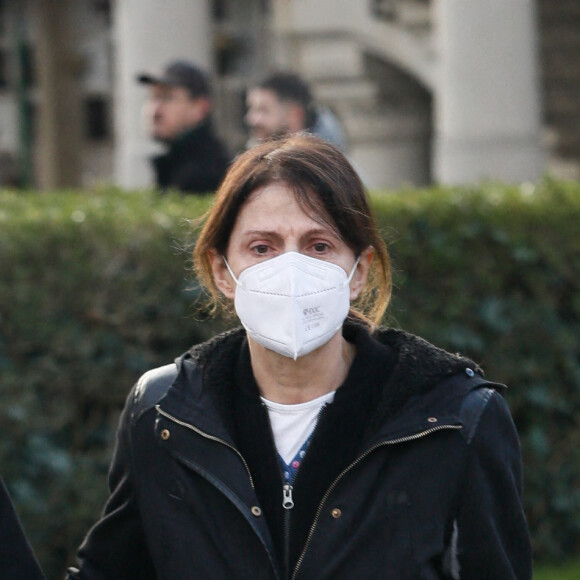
1,181,579,576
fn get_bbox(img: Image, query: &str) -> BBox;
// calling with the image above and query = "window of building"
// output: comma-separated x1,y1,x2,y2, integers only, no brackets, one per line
0,50,7,89
84,95,110,140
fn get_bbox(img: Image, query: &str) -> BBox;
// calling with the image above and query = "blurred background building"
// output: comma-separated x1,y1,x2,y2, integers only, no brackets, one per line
0,0,577,190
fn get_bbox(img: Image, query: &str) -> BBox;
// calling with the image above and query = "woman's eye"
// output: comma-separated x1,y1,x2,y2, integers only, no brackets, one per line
252,244,269,255
313,243,329,253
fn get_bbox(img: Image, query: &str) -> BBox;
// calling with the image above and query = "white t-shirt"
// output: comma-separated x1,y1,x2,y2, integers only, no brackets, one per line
261,391,336,465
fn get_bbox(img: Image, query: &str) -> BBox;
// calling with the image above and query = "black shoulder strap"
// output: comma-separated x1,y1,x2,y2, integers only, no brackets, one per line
459,386,495,444
132,363,179,424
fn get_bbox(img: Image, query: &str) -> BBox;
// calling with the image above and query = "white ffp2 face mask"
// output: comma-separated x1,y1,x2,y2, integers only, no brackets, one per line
224,252,359,360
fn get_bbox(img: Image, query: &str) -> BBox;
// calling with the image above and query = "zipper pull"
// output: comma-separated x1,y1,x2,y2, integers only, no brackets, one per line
282,484,294,509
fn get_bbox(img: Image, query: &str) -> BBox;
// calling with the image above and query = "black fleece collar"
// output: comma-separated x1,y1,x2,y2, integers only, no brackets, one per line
187,321,482,434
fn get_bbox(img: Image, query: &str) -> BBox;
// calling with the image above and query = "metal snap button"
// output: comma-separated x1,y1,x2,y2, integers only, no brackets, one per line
427,417,438,423
331,508,342,519
251,506,262,517
465,368,475,377
161,429,170,440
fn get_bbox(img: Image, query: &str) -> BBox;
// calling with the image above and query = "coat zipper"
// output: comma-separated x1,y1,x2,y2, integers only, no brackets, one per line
155,405,255,488
291,423,463,580
278,401,329,578
282,485,293,578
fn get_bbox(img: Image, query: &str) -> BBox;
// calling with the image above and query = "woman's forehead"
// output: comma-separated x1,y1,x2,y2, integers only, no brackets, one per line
237,183,337,233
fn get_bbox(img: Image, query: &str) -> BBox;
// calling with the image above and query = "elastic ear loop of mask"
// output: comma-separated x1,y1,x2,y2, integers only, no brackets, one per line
222,256,240,285
346,256,361,286
222,254,360,288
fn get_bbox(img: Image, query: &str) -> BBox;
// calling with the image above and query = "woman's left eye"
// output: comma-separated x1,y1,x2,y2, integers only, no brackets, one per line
312,242,329,253
252,244,269,254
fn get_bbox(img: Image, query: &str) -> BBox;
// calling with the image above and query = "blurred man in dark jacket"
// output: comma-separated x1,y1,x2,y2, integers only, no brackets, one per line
138,60,230,194
0,477,45,579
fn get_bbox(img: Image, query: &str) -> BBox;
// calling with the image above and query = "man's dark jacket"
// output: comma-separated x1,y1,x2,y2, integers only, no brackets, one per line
152,120,229,194
0,477,45,579
67,323,532,579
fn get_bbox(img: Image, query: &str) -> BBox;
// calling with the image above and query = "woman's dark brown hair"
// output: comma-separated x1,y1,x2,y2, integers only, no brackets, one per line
193,133,391,326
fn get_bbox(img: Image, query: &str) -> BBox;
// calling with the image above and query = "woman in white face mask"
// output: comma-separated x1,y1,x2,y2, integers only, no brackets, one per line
68,134,531,580
204,177,382,400
195,133,393,407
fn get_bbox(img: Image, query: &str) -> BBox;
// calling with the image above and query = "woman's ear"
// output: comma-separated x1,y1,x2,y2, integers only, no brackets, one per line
350,246,374,301
209,250,236,300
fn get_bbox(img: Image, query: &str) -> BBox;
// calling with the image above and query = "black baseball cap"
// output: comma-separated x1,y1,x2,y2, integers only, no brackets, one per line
137,60,211,97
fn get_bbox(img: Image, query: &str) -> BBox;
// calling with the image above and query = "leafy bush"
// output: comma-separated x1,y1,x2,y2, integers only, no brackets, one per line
0,188,223,575
0,181,579,576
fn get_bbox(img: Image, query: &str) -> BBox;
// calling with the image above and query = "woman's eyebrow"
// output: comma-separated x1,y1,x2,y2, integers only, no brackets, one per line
241,227,338,239
240,229,282,239
299,227,340,241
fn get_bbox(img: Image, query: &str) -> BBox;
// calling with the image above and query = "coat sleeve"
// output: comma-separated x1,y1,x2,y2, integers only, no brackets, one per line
66,386,156,580
0,477,45,580
452,389,532,579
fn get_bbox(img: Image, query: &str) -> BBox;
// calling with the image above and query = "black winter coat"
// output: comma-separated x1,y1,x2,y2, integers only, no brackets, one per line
0,477,45,579
67,323,532,579
152,120,229,194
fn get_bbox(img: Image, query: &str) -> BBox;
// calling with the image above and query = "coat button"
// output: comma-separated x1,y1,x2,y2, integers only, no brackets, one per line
161,429,170,440
465,368,475,377
251,506,262,517
427,417,438,423
331,508,342,519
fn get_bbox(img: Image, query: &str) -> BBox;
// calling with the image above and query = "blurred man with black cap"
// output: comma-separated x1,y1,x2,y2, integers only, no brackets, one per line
138,60,230,194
